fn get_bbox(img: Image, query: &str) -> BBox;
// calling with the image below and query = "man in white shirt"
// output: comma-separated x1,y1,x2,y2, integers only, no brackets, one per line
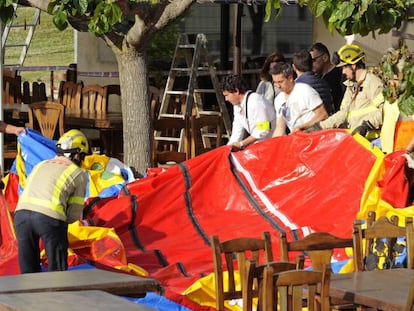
270,62,328,136
221,74,276,151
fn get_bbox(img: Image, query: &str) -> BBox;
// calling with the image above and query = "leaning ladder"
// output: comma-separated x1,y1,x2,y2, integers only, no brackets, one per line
157,33,232,152
2,5,41,66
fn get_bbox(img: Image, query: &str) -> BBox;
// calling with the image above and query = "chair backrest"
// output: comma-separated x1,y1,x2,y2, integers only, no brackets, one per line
210,232,273,311
242,257,304,311
152,117,190,167
353,211,414,271
2,75,22,104
279,231,353,272
32,82,47,103
81,84,107,112
22,81,48,104
28,101,65,140
262,264,331,311
105,84,121,111
59,81,82,110
190,113,223,158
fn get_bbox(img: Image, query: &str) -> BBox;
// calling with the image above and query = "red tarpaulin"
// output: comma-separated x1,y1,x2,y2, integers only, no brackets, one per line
2,129,407,310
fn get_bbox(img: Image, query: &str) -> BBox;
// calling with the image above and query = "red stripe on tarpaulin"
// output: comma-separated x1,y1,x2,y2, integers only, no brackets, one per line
231,130,375,237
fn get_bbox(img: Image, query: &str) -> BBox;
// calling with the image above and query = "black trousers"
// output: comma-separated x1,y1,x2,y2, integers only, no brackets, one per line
14,210,68,273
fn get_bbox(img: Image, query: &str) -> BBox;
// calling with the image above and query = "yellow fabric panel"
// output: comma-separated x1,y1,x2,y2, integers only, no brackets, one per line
183,271,243,311
67,221,148,277
380,101,400,154
82,154,125,197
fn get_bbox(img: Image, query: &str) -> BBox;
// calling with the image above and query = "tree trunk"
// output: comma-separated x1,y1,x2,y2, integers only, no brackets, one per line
116,45,151,175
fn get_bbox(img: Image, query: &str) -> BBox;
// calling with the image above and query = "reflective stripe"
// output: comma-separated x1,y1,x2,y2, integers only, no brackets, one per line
20,161,80,218
347,93,383,119
68,195,84,205
18,196,65,216
256,121,271,130
347,105,379,118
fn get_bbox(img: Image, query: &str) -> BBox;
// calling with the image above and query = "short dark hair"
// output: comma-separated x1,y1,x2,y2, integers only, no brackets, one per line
292,49,312,72
309,42,330,58
220,74,249,93
269,62,294,78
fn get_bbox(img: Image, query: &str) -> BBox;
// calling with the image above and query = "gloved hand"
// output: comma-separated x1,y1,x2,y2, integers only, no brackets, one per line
351,120,376,137
304,122,322,133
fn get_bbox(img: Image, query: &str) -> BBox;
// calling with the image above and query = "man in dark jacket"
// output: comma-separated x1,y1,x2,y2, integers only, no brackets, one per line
292,49,335,115
309,42,346,112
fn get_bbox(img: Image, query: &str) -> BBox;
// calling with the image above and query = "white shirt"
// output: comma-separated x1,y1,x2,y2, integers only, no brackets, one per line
274,83,322,132
228,91,276,144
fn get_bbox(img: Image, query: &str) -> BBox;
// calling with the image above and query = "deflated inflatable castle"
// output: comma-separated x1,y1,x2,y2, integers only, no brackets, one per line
1,128,414,310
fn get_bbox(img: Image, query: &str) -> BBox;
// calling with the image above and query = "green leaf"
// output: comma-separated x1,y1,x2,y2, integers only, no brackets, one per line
399,96,414,116
53,8,69,31
77,0,88,14
337,2,355,20
316,1,327,17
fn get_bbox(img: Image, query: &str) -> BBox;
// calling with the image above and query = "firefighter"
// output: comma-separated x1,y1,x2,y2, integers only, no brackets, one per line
306,44,384,139
14,129,89,273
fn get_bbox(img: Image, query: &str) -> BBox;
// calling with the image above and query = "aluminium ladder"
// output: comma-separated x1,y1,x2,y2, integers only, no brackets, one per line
157,33,231,153
2,5,41,66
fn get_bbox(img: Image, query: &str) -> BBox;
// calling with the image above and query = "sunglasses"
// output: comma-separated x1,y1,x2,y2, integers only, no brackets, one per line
312,54,324,62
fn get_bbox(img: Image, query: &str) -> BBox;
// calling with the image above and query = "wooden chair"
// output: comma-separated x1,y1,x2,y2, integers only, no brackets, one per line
28,101,65,140
22,81,48,104
78,84,108,153
242,257,304,311
58,81,82,109
279,231,355,310
190,112,223,158
105,84,121,110
81,84,108,112
152,117,190,167
280,231,353,272
2,75,22,104
210,232,273,311
262,264,332,311
353,211,414,272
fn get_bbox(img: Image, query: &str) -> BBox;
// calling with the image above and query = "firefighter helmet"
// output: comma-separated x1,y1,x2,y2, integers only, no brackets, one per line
337,44,365,66
56,129,89,156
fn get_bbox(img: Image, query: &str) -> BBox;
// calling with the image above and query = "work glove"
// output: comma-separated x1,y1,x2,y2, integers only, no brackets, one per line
351,120,376,137
304,122,322,133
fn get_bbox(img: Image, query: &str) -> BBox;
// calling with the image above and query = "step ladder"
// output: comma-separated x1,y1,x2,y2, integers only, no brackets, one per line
2,5,41,66
157,33,232,153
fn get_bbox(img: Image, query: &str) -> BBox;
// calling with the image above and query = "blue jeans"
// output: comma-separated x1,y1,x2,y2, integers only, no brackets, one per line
14,210,68,273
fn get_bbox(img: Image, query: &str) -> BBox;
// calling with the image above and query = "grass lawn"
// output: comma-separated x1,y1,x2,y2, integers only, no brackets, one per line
4,7,74,95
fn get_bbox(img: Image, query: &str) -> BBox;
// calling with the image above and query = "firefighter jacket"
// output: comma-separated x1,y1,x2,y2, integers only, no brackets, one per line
319,69,384,131
15,156,86,223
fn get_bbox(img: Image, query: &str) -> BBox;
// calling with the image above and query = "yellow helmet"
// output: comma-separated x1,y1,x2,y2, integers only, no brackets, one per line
337,44,365,66
56,129,89,155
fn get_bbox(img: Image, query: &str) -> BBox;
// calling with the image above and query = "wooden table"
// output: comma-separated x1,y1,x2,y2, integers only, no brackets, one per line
64,109,122,129
0,290,155,311
330,269,414,311
3,104,123,157
64,109,123,157
0,269,160,297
